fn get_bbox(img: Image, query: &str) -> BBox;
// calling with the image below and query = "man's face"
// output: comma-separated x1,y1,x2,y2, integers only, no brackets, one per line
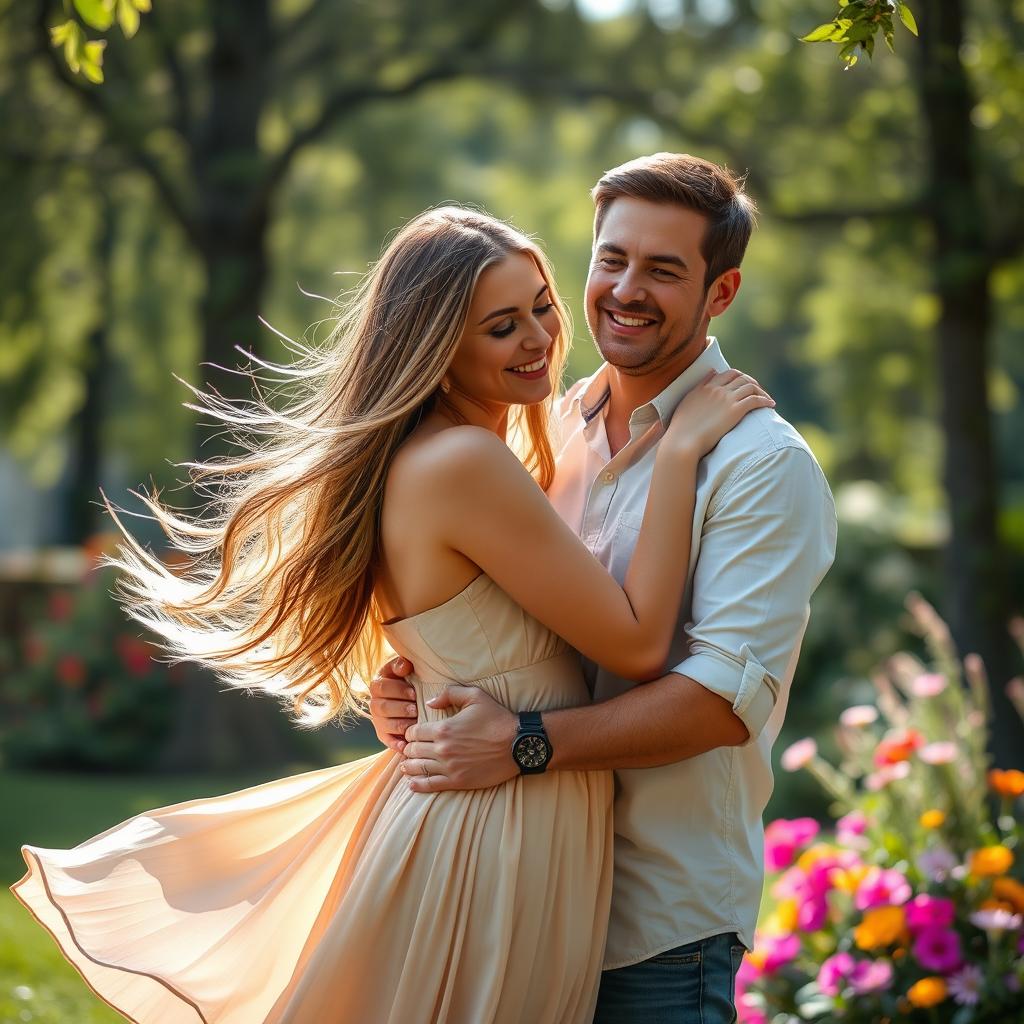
584,197,713,377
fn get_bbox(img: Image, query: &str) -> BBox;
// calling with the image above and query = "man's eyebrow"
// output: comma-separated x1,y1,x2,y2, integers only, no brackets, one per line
596,242,688,271
477,283,550,324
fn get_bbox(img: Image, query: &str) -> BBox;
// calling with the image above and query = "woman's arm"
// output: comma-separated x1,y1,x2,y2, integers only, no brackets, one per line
425,370,771,680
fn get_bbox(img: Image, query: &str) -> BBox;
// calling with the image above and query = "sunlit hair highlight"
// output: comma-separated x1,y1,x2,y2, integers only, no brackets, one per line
106,206,568,726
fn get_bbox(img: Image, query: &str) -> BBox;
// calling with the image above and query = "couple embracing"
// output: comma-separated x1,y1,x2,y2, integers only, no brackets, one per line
13,153,837,1023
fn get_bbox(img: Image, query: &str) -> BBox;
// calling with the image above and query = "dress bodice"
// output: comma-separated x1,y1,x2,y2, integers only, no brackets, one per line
380,574,590,714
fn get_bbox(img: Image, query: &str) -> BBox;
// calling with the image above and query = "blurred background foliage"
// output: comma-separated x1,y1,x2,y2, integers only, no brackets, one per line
0,0,1022,792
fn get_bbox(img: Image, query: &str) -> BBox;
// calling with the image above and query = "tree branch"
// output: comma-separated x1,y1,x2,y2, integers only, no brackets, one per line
35,1,201,249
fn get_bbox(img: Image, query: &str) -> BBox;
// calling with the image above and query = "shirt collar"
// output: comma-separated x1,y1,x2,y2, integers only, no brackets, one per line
569,337,730,429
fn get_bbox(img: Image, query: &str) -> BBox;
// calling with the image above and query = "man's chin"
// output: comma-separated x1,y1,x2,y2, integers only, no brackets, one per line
595,335,662,374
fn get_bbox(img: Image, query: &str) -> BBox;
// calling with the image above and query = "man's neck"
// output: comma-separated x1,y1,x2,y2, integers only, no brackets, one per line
603,336,711,455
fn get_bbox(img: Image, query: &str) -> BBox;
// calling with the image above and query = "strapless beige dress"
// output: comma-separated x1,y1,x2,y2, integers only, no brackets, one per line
12,573,614,1024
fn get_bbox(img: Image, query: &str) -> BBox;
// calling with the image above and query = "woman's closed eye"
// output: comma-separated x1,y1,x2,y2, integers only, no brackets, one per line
490,303,555,338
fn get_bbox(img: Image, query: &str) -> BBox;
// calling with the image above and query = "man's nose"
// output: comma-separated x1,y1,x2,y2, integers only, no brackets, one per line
611,268,646,306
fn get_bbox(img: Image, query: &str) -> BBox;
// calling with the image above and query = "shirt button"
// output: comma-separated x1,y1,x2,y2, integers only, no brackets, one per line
602,471,615,483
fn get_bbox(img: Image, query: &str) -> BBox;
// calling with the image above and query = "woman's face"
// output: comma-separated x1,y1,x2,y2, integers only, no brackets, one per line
445,252,559,414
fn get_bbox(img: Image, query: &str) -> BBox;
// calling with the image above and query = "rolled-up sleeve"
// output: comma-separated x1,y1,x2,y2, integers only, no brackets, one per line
672,444,837,742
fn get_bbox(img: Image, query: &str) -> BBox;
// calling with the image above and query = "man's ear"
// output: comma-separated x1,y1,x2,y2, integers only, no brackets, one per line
706,268,741,319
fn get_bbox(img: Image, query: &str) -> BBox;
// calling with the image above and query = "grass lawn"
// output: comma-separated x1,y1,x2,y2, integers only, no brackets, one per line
0,748,378,1023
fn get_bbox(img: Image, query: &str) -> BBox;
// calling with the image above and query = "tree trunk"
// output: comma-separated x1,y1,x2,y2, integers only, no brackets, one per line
61,196,113,545
917,0,1024,766
155,0,308,772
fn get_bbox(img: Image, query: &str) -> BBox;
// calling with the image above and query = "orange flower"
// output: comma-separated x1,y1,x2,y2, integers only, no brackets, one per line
761,899,799,935
854,906,908,950
907,977,947,1008
993,877,1024,913
970,845,1014,878
919,809,946,829
988,769,1024,798
874,728,925,766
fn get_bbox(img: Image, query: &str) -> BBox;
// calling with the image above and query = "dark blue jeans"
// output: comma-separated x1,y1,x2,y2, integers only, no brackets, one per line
593,931,745,1024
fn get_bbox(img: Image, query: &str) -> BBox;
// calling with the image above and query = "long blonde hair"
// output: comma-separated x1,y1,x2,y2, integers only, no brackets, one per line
108,207,569,725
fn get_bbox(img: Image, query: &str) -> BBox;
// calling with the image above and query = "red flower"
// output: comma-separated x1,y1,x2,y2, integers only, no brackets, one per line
48,590,74,622
56,654,87,689
874,728,925,766
116,635,152,677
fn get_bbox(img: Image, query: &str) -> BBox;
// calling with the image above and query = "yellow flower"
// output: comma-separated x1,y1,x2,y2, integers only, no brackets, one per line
919,808,946,829
854,906,908,950
796,844,838,872
760,898,799,936
833,864,871,893
993,877,1024,913
907,977,947,1008
970,845,1015,878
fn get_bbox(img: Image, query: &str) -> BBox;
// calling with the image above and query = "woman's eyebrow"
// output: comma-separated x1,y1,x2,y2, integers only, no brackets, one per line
477,284,550,324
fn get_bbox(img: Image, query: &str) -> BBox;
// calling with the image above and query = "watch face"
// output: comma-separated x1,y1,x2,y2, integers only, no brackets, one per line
515,734,550,769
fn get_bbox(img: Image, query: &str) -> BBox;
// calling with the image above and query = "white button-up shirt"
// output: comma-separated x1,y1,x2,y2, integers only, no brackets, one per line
546,338,837,968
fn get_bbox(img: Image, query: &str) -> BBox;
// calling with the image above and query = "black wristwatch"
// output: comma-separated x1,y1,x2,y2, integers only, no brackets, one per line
511,711,552,775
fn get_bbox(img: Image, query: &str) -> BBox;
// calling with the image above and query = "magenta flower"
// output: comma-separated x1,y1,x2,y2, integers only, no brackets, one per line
912,927,963,973
764,818,820,871
836,810,870,850
780,738,817,772
947,964,984,1006
817,952,855,997
855,867,912,910
905,894,956,933
849,959,893,994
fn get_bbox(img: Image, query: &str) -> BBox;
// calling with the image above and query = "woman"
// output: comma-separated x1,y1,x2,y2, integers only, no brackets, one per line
12,207,772,1023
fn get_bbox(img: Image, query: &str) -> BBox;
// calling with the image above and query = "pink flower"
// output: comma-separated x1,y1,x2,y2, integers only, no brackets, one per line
736,991,768,1024
865,761,911,791
781,738,817,772
855,867,912,910
947,964,984,1006
839,704,878,727
906,894,956,933
911,673,947,697
912,927,963,973
764,818,820,871
797,896,828,932
837,810,867,837
837,810,870,850
919,741,958,765
760,933,800,973
849,958,893,994
817,952,855,997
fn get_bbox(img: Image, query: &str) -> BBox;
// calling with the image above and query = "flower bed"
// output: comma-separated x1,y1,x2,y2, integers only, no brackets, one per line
741,595,1024,1023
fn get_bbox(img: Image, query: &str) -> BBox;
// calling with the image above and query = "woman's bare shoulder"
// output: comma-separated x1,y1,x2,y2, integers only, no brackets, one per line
389,423,523,492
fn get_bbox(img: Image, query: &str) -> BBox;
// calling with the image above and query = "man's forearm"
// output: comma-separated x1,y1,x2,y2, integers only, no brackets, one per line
545,672,749,772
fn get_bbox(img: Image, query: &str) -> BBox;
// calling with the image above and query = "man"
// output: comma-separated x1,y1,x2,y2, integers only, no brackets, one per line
370,153,837,1021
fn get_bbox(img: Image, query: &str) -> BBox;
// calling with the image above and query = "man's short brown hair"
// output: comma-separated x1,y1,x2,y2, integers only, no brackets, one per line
591,153,757,290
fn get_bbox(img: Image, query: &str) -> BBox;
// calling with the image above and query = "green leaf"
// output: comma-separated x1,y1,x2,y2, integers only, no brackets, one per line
897,2,919,35
49,20,74,46
117,0,140,38
80,57,105,83
800,22,839,43
73,0,115,31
